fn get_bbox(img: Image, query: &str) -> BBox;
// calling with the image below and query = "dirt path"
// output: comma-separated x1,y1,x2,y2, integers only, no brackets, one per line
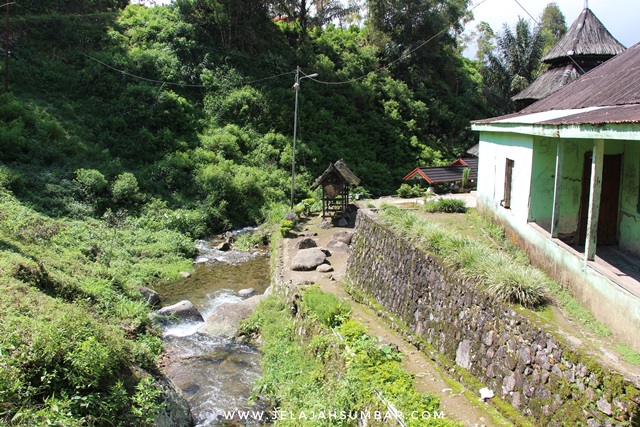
280,215,510,427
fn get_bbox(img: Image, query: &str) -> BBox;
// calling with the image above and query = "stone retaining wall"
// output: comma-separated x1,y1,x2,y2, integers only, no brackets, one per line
346,209,640,426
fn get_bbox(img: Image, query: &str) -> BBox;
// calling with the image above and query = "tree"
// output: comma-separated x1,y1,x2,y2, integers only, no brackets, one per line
480,17,545,115
540,2,566,53
474,21,495,64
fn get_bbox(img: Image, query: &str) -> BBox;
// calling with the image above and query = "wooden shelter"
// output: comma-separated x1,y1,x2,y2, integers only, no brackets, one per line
513,7,625,108
311,159,361,219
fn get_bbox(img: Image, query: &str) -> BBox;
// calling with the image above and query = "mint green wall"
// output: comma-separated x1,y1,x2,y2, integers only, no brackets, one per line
620,142,640,256
528,138,555,231
528,138,634,241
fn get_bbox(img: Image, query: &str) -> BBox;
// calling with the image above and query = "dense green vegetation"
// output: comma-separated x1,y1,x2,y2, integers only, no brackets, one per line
245,288,461,426
0,189,191,425
0,0,501,424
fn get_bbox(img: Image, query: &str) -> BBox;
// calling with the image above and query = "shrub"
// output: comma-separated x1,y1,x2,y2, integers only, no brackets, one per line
396,183,425,198
302,286,351,328
279,219,294,236
111,172,141,206
298,198,320,216
423,198,467,213
351,186,371,200
74,168,108,199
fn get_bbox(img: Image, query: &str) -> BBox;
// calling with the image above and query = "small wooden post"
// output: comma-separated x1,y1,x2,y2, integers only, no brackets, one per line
551,140,565,238
584,139,604,263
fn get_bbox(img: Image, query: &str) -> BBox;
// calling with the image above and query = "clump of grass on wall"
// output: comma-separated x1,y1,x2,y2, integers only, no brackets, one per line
378,205,546,307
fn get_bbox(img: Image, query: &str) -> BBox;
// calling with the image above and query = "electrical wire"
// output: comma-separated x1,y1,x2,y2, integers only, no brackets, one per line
85,54,295,88
307,0,490,86
511,0,636,124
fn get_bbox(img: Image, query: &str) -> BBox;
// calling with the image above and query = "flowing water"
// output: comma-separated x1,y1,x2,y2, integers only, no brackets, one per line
154,237,270,426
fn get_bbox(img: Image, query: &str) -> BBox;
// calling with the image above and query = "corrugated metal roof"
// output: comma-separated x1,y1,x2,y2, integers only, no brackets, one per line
512,64,580,102
537,105,640,125
404,158,478,184
474,42,640,126
542,8,625,64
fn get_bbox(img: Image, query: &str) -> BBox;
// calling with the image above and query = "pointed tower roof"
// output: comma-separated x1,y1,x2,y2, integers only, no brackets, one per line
542,8,625,65
513,7,625,105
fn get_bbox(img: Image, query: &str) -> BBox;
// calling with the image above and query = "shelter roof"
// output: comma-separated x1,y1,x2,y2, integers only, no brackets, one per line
311,159,361,190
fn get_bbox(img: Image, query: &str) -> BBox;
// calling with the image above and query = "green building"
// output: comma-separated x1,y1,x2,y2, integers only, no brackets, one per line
472,42,640,351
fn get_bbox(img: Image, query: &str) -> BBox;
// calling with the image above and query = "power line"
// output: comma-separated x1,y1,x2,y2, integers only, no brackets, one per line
85,54,295,88
511,0,636,123
308,0,490,86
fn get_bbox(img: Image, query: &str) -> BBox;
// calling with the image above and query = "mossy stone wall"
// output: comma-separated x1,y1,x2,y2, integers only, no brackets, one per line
346,209,640,426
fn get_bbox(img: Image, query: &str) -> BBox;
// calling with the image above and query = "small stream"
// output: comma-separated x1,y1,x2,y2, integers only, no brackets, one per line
154,235,270,426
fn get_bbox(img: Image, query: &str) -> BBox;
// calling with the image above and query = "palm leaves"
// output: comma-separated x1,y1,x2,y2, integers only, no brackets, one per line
481,17,545,115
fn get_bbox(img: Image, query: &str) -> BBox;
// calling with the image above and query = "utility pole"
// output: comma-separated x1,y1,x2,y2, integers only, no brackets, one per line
290,66,318,208
4,1,8,93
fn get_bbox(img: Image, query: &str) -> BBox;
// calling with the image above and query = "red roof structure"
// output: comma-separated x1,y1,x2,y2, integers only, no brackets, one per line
404,158,478,185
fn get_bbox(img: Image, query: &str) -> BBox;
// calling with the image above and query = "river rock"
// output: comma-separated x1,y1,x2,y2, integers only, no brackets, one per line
238,288,255,298
179,271,192,279
332,230,354,245
199,294,266,339
217,242,231,251
155,376,194,427
295,237,318,249
291,248,327,271
318,219,333,229
317,263,334,273
138,286,161,307
326,240,350,253
156,300,204,324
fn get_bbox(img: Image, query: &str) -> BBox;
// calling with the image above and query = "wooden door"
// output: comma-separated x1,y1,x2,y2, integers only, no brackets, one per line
578,153,622,245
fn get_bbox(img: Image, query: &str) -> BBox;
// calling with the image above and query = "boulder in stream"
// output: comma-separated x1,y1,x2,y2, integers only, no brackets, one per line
138,286,161,308
238,288,255,298
199,294,265,339
155,375,194,427
155,300,204,324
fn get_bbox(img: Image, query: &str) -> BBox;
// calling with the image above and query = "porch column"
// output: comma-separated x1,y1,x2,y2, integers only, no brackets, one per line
550,140,565,238
584,139,604,263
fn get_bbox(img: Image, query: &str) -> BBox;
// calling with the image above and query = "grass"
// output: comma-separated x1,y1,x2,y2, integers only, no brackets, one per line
615,344,640,367
0,189,195,426
247,289,462,426
402,207,615,337
423,198,467,214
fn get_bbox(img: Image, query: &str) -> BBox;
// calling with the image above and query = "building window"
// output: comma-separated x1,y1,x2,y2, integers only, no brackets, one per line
503,158,514,209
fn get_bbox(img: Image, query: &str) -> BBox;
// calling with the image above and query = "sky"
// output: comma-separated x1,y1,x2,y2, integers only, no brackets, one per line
462,0,640,59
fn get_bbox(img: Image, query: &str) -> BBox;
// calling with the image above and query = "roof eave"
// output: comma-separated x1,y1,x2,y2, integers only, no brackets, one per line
471,122,640,140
